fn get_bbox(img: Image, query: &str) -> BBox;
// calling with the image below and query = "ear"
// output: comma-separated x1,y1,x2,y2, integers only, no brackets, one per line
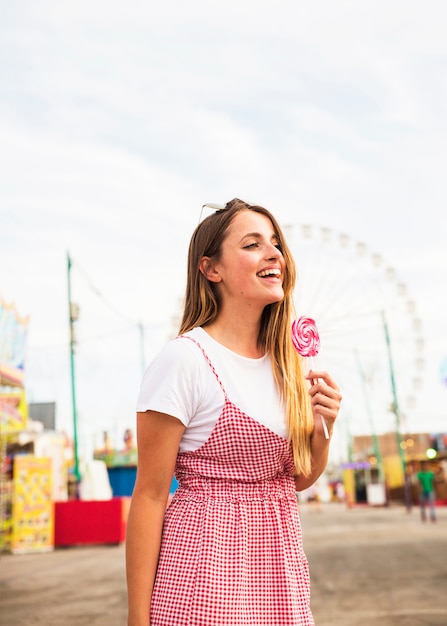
199,256,222,283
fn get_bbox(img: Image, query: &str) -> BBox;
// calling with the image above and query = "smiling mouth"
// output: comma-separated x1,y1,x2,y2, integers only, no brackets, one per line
257,269,281,278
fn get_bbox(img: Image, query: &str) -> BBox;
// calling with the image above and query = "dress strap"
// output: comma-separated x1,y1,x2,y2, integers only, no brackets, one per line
176,335,229,402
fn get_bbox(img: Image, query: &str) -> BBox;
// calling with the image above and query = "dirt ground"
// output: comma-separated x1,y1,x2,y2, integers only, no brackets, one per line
1,502,446,626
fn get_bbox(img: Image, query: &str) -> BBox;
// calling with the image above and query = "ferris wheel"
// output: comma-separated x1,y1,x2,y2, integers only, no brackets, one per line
286,224,425,442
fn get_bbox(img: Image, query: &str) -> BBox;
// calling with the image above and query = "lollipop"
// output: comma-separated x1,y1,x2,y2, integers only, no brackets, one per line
291,316,329,439
291,316,320,358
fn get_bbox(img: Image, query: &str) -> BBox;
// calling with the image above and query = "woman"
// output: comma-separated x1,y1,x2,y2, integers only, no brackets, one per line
126,198,342,625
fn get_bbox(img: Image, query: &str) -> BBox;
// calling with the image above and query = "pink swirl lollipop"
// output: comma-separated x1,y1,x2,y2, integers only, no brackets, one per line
291,316,320,357
291,316,329,439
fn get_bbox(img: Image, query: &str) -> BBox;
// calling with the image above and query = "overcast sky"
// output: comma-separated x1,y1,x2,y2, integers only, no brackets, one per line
1,1,446,460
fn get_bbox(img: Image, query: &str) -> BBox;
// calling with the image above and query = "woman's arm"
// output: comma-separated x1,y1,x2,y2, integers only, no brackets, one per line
126,411,185,626
294,371,342,492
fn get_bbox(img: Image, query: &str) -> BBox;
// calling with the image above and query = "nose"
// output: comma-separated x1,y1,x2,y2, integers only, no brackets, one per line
266,242,281,260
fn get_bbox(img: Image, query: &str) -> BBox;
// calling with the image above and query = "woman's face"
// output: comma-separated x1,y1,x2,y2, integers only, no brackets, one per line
210,210,286,311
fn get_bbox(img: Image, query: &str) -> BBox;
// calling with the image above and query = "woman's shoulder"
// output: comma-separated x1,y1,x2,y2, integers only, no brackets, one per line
138,330,210,398
148,329,206,370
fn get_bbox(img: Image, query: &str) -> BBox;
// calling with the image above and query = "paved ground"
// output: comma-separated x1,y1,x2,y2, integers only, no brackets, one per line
0,502,446,625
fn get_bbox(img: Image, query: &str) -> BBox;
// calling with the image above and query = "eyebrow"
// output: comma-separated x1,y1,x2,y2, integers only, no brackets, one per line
240,231,280,242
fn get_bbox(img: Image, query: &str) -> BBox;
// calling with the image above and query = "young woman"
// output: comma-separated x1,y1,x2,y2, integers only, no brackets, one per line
126,198,342,625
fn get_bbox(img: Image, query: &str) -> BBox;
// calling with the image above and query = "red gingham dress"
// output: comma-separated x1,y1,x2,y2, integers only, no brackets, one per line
150,338,314,625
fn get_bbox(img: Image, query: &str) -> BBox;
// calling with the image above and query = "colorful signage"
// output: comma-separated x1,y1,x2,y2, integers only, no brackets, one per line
0,389,28,433
11,456,54,554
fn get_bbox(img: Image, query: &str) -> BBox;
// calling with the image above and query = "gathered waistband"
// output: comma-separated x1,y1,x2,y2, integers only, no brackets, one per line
172,474,296,502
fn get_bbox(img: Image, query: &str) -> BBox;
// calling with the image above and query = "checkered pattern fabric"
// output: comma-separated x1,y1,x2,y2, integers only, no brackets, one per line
151,338,314,625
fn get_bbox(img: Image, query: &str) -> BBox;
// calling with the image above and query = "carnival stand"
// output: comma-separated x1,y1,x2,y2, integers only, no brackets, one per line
0,299,57,554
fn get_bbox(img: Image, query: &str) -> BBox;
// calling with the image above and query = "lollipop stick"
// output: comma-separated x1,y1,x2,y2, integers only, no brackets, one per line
309,357,329,440
321,416,330,440
309,356,316,385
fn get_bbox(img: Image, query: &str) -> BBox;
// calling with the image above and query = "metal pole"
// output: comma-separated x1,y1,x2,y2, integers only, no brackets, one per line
382,311,411,511
67,253,80,484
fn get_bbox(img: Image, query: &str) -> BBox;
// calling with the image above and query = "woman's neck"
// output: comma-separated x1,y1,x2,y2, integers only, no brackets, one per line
202,314,264,359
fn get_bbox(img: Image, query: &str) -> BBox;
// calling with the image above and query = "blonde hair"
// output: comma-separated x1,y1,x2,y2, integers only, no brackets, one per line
179,198,314,476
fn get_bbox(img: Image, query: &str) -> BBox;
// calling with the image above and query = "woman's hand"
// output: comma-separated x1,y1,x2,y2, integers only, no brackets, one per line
295,371,341,491
306,370,342,439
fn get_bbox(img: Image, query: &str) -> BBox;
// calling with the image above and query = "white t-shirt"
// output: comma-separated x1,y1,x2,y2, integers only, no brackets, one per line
136,327,287,452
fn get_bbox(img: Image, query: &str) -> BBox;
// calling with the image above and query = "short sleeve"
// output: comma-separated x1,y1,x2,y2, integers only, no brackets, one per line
136,338,204,427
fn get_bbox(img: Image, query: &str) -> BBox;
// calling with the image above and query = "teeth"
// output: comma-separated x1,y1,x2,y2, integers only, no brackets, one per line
258,269,281,277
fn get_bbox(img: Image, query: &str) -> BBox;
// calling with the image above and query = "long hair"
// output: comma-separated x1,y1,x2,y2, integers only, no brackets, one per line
179,198,314,476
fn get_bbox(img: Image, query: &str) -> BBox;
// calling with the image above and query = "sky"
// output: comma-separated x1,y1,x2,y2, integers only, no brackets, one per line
1,0,447,462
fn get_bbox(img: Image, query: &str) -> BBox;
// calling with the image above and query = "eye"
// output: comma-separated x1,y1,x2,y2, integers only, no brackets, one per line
274,241,283,253
243,242,259,249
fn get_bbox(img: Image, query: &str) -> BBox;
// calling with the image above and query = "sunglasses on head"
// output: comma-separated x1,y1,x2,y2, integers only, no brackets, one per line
198,202,227,225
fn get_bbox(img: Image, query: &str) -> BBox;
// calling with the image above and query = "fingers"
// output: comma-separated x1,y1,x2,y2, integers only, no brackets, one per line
306,370,342,423
305,370,338,390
